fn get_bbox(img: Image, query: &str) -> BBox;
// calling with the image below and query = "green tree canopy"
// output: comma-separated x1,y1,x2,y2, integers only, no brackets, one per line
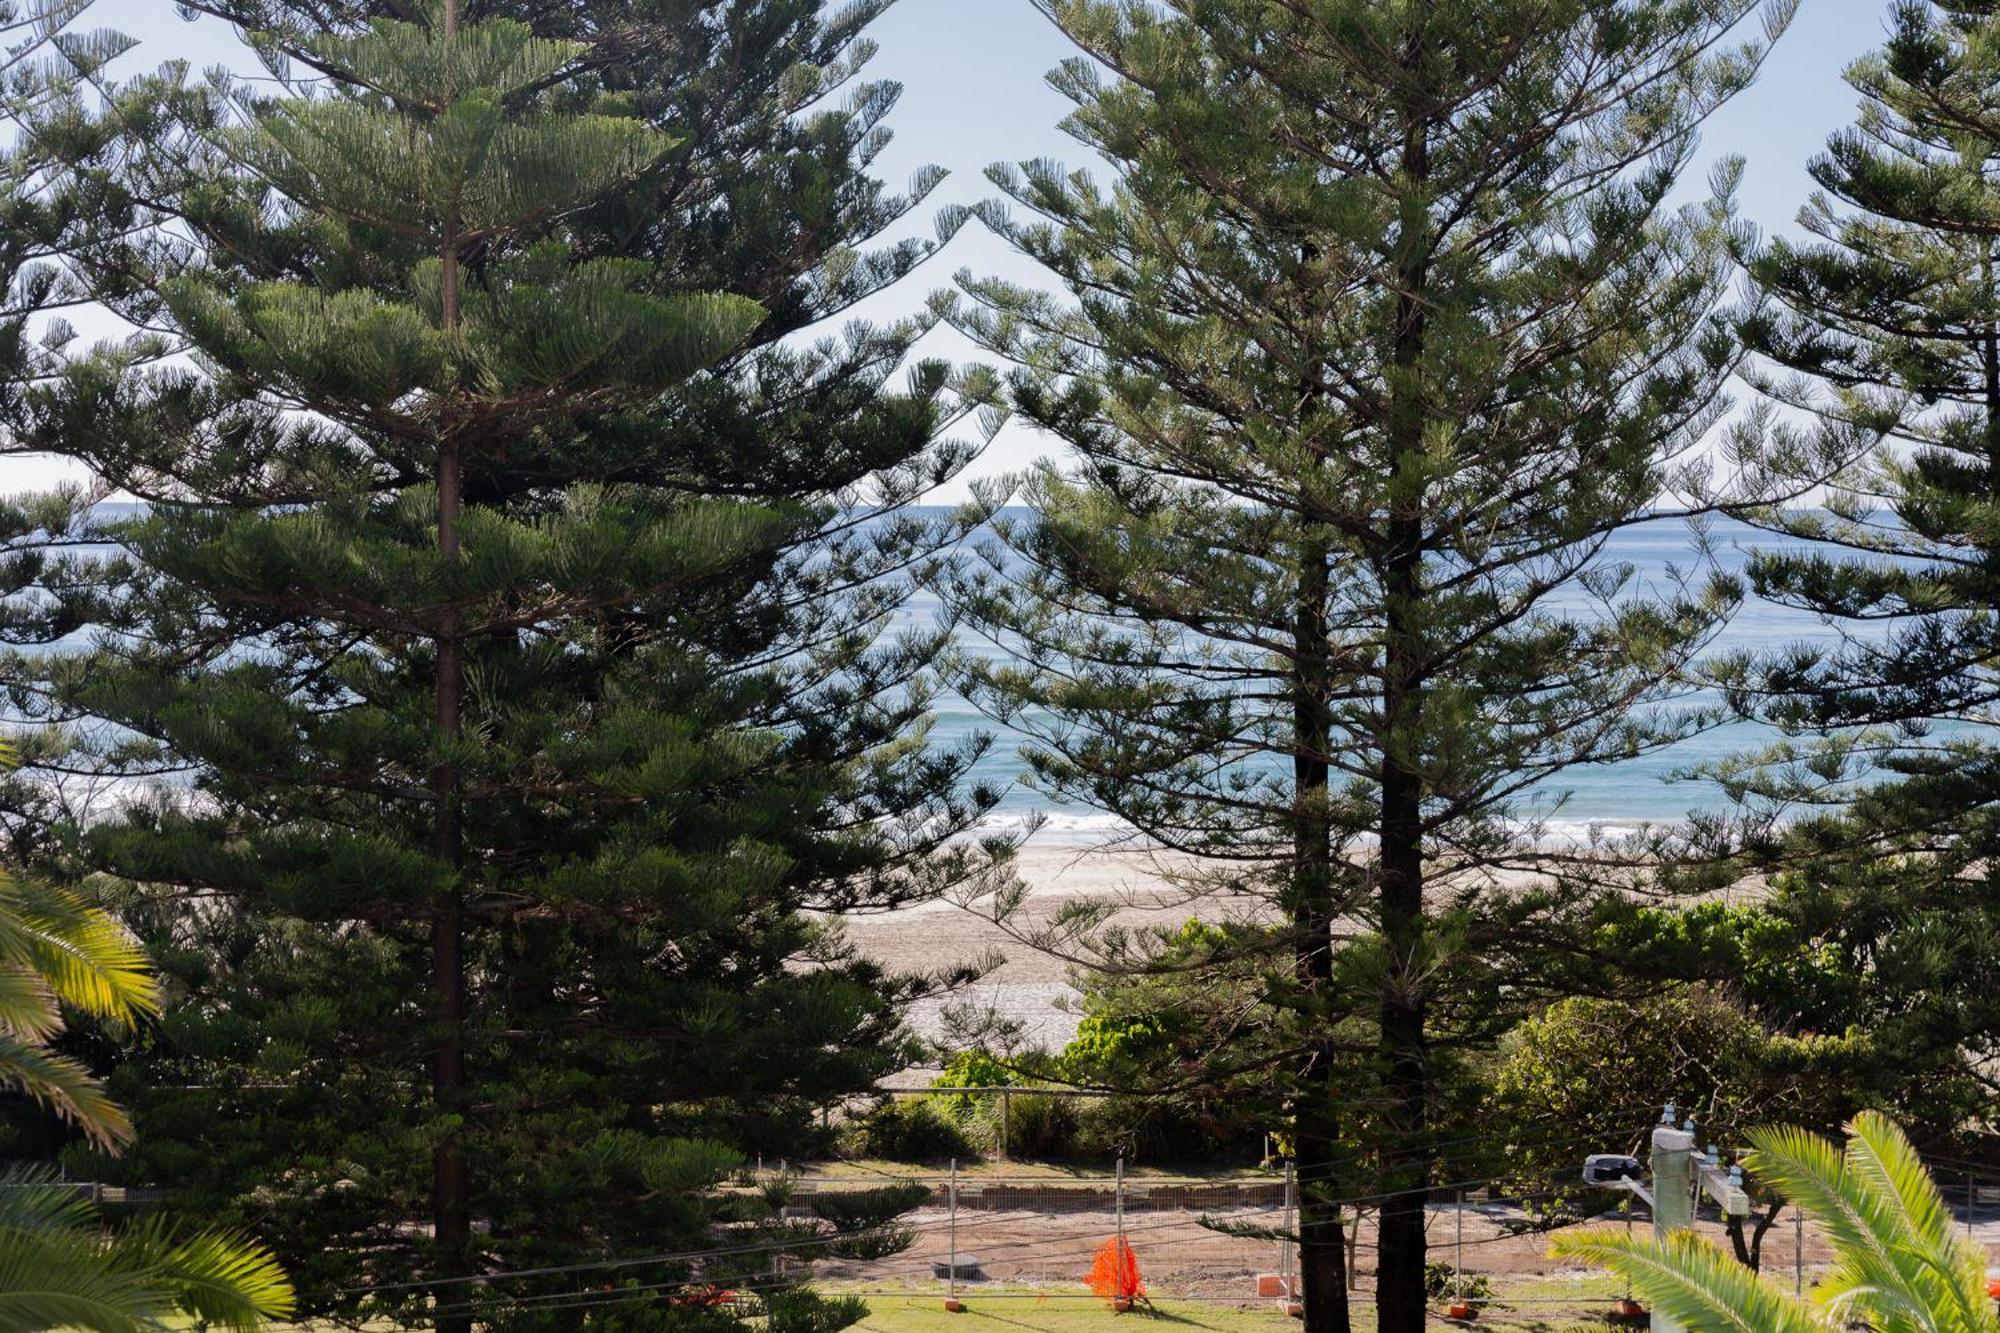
1710,0,2000,1142
0,0,1002,1325
945,1,1791,1327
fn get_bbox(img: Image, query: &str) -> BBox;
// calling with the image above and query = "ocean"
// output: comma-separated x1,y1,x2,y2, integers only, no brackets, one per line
912,511,1876,844
59,504,1892,842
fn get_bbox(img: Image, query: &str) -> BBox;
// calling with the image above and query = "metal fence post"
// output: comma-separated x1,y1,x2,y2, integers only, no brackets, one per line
1455,1189,1466,1305
1800,1200,1816,1288
949,1157,959,1303
1282,1158,1296,1298
1001,1089,1011,1159
1116,1153,1127,1299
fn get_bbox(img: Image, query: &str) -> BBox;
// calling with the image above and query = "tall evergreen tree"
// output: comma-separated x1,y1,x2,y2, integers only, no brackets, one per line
1715,0,2000,1135
947,2,1788,1328
0,0,1001,1324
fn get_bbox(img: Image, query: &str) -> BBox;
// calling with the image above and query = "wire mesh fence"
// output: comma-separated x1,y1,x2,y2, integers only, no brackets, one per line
49,1116,2000,1326
777,1149,2000,1326
803,1164,1292,1303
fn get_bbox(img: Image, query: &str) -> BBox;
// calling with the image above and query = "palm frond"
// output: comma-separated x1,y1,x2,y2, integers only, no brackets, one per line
0,876,158,1024
0,1223,160,1333
0,1165,97,1232
0,1169,294,1331
0,1029,133,1147
1553,1228,1825,1332
0,964,60,1042
111,1217,296,1330
1560,1114,1998,1333
1747,1113,1991,1331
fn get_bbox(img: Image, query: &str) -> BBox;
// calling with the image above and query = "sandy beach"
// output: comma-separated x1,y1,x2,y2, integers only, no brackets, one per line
843,842,1275,1062
840,838,1663,1068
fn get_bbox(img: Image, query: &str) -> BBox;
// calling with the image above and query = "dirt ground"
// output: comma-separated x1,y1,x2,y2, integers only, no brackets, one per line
829,841,1906,1313
811,1198,1912,1302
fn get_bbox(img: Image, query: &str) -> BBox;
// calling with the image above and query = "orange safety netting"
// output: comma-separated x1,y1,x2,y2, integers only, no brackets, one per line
1086,1236,1146,1304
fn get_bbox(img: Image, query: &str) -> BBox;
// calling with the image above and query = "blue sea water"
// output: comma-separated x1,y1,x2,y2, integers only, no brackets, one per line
909,511,1868,843
63,503,1885,842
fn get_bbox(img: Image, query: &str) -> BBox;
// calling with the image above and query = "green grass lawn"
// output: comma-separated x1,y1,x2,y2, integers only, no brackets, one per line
835,1277,1635,1332
844,1291,1299,1333
249,1277,1633,1331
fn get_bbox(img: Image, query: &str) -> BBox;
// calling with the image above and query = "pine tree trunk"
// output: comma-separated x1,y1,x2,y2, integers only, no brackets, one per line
432,435,470,1316
1374,740,1427,1333
1375,54,1432,1333
1292,531,1351,1333
431,3,473,1313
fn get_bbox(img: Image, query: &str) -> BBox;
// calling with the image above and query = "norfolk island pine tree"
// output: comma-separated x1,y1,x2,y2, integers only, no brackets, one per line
0,0,1006,1324
1702,0,2000,1140
943,1,1796,1328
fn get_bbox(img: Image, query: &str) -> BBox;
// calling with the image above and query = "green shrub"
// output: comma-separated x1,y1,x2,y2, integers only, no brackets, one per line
812,1184,931,1260
977,1090,1079,1158
1072,1094,1253,1163
1425,1262,1492,1305
932,1050,1016,1119
849,1099,977,1162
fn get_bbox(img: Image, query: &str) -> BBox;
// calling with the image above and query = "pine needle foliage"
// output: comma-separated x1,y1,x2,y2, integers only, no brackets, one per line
945,1,1791,1328
0,0,1002,1325
1708,0,2000,1132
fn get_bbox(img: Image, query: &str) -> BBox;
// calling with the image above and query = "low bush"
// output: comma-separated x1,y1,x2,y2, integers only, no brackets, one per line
1072,1094,1255,1163
976,1089,1080,1158
812,1184,931,1260
1425,1262,1492,1306
848,1099,977,1162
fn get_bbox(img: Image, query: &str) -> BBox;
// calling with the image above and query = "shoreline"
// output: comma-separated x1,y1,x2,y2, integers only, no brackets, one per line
849,836,1649,1056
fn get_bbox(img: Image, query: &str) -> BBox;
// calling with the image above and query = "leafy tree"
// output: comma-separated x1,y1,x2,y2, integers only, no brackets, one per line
1052,920,1304,1162
1574,900,1994,1139
1715,0,2000,1136
1557,1111,1993,1331
1491,984,1871,1268
0,0,998,1324
946,1,1789,1327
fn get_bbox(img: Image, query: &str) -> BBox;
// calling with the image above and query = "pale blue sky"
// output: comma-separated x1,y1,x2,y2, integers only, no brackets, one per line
19,0,1888,496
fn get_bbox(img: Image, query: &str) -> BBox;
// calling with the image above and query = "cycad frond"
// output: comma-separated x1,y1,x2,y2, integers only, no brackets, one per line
0,1168,294,1331
1553,1228,1825,1333
1557,1114,1998,1333
0,1027,133,1147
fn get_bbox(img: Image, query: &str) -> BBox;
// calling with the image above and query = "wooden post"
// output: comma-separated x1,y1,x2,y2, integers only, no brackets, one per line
1282,1158,1296,1297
